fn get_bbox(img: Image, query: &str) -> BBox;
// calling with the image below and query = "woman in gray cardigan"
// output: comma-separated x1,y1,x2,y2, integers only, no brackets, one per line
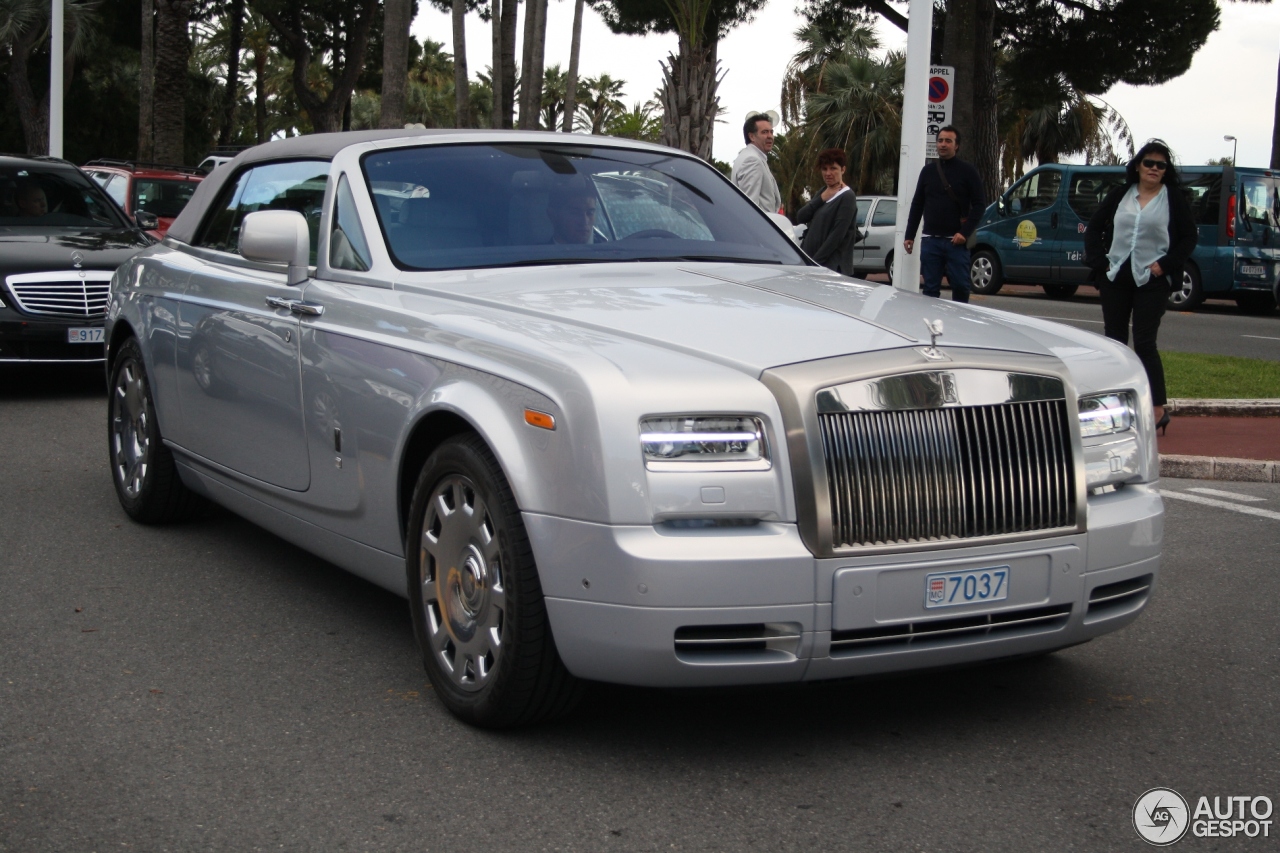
795,148,858,273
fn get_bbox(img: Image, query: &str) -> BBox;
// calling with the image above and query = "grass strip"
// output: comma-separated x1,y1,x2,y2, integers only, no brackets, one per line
1162,350,1280,399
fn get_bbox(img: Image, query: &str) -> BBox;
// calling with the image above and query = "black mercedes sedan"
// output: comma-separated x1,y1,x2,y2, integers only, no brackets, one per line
1,155,152,364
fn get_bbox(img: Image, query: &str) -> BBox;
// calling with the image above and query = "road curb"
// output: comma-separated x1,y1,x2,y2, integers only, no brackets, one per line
1160,454,1280,483
1167,399,1280,416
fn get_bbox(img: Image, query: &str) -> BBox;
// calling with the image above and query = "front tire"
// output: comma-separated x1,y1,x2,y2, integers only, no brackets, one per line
108,338,203,523
969,249,1004,295
406,434,582,728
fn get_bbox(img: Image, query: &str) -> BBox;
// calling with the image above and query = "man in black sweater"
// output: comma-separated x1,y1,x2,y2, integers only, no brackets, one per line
903,126,986,302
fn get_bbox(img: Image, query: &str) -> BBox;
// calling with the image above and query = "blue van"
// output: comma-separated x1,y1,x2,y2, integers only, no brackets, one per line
967,164,1279,314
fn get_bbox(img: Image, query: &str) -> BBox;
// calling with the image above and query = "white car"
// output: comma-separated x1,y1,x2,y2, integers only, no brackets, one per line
105,130,1164,727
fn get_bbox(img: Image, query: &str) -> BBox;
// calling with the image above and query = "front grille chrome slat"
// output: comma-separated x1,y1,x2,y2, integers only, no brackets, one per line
819,399,1075,549
7,275,112,318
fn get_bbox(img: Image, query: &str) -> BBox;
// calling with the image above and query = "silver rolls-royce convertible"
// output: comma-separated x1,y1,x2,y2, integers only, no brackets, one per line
105,130,1163,727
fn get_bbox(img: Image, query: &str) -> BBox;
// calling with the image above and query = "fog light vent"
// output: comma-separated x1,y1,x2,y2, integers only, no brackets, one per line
673,622,802,663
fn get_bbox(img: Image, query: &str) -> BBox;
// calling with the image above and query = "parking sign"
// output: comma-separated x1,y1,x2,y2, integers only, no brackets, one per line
926,66,954,159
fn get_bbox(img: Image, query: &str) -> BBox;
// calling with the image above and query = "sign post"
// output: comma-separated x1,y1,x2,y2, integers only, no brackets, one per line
891,0,935,293
925,66,954,158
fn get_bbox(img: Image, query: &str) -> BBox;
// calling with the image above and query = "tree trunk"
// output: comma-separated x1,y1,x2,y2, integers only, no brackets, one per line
139,0,155,159
452,0,470,127
517,0,536,128
254,48,267,143
8,27,48,155
941,0,975,152
530,0,547,128
153,0,193,163
562,0,584,132
658,35,720,160
972,0,1000,200
1272,42,1280,169
381,0,411,128
491,0,504,128
500,0,518,128
218,0,244,145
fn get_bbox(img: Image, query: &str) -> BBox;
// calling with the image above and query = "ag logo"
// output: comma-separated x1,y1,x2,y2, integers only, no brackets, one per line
1014,220,1038,248
1134,787,1190,845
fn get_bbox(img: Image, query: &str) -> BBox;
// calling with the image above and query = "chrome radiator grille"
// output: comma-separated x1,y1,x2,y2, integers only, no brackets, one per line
6,274,112,318
818,400,1075,548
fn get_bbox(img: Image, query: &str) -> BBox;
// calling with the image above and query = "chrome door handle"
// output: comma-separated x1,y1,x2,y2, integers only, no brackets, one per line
265,296,294,310
288,302,324,316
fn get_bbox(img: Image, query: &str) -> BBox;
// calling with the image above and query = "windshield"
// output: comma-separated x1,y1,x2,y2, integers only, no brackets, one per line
0,164,124,228
361,143,807,270
133,178,199,219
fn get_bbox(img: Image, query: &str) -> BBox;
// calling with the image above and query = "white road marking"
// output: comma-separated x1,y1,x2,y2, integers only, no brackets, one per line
1241,334,1280,342
1030,315,1106,324
1158,489,1280,521
1186,487,1267,502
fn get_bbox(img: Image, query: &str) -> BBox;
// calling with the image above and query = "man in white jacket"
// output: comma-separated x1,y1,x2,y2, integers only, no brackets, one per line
732,113,782,214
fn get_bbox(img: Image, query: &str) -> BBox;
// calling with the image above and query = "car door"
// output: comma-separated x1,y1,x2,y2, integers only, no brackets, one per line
174,160,329,492
987,168,1064,283
1057,170,1126,284
862,198,897,271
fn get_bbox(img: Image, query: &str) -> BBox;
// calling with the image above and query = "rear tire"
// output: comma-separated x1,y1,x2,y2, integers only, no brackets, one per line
969,249,1004,295
1042,284,1078,300
108,338,204,523
406,433,583,728
1235,292,1277,315
884,251,894,285
1167,263,1204,310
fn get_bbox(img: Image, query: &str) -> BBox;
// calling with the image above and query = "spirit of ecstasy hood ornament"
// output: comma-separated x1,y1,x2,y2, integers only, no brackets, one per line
920,318,947,360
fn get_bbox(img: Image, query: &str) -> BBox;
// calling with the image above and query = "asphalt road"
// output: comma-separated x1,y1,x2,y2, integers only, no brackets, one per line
3,368,1278,852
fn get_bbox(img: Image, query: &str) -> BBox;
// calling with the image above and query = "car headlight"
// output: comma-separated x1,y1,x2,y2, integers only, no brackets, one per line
639,415,769,471
1078,392,1135,438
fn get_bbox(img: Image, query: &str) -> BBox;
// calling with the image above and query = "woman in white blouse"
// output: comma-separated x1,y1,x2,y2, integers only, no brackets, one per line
1084,140,1198,433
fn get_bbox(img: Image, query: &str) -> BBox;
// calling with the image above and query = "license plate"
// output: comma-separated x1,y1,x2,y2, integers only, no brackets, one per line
925,566,1009,608
1241,264,1265,276
67,327,104,344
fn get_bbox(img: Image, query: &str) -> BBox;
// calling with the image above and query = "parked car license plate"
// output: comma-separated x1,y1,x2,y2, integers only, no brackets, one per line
67,328,104,344
925,566,1009,608
1241,264,1266,276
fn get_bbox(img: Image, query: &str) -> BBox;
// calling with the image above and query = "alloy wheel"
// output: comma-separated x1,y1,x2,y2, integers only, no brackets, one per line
418,475,505,692
111,360,150,499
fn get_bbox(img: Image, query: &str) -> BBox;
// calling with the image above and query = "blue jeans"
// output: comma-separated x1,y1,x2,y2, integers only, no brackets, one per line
920,236,971,302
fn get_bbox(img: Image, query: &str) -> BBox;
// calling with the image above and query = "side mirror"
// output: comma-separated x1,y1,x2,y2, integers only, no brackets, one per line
239,210,310,286
766,211,801,244
135,211,159,231
997,198,1008,216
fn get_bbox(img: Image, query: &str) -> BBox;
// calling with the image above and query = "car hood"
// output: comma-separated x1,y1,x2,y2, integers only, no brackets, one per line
0,228,151,275
395,262,1115,375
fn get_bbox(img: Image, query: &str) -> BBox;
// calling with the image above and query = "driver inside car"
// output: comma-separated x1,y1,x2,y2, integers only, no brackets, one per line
15,183,49,218
546,182,599,244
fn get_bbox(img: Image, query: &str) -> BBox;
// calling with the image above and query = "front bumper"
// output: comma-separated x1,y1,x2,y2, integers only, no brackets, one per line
530,484,1162,687
0,315,105,362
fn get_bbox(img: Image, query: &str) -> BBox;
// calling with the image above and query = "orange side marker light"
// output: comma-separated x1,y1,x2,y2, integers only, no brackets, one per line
524,409,556,430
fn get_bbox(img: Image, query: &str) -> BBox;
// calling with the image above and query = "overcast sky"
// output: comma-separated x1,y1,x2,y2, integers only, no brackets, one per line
412,2,1279,171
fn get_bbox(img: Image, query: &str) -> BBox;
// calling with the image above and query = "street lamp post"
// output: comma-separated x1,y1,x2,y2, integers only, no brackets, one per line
1224,134,1237,166
49,0,63,159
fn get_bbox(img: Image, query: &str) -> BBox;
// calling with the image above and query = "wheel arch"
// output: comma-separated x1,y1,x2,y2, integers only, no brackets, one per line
106,319,138,378
397,409,483,547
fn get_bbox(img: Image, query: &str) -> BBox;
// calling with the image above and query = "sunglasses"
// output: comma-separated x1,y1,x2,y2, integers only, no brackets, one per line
1141,159,1169,171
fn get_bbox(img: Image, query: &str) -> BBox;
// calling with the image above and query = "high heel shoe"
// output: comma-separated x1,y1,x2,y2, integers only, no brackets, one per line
1156,411,1171,435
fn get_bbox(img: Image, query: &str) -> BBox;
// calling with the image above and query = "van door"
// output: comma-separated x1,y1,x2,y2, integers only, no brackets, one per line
988,168,1063,283
1235,173,1279,292
1057,170,1126,284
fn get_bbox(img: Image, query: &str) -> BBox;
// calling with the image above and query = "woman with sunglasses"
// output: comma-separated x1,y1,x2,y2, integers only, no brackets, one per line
1084,139,1198,434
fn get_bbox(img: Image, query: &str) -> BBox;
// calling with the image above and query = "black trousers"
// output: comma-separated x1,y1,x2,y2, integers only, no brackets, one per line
1099,263,1168,406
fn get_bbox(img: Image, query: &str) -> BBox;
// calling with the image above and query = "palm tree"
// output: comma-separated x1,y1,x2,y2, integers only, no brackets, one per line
605,101,661,142
1000,76,1133,181
2,0,99,156
451,0,470,127
806,51,905,195
562,0,585,132
139,0,154,158
575,74,626,135
381,0,411,127
539,64,568,130
518,0,548,129
218,0,245,144
779,19,879,128
656,0,718,158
